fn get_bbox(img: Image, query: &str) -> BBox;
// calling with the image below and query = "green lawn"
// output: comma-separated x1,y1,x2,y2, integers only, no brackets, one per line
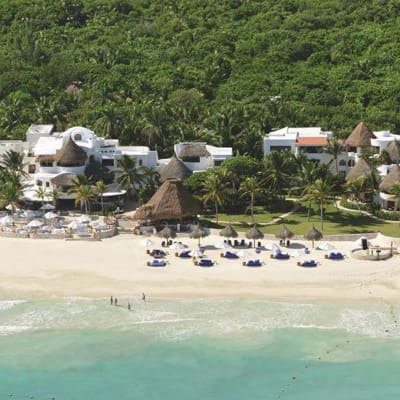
201,203,400,237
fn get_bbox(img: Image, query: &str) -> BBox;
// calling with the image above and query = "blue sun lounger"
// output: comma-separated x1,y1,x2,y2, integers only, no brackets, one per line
327,252,344,260
222,251,239,259
245,259,262,267
147,259,167,267
197,259,214,267
176,250,191,258
298,260,317,267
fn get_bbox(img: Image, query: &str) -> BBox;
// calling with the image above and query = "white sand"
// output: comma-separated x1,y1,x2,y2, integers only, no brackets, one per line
0,234,399,300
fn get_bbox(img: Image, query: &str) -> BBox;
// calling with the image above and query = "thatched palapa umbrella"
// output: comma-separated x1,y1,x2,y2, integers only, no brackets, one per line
304,225,323,248
158,225,176,240
190,224,209,246
275,225,294,240
219,223,238,238
245,224,264,247
159,155,192,183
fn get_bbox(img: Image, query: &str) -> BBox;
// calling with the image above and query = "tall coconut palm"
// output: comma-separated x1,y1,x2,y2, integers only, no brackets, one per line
34,187,47,207
202,171,227,224
325,138,344,174
303,178,335,230
296,159,319,221
239,177,263,224
116,155,143,197
95,180,108,215
71,184,95,214
0,174,24,215
1,149,28,178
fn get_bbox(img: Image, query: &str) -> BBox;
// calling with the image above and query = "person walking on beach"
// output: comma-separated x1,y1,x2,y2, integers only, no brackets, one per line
110,296,113,305
114,297,118,306
142,292,146,302
128,302,131,311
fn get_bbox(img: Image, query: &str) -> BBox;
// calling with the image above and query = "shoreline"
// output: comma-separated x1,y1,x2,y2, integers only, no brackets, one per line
0,234,399,301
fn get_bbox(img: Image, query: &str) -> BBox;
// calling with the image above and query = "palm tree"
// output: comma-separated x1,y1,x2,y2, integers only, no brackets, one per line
240,177,263,224
296,159,318,220
390,182,400,211
95,180,108,215
0,177,24,215
49,188,59,208
303,178,335,230
345,177,366,213
71,184,95,214
1,149,28,178
325,138,344,174
116,155,144,197
34,187,47,207
202,172,227,224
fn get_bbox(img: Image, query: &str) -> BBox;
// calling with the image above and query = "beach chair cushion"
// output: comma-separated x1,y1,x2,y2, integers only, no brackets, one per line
246,260,262,267
199,259,214,267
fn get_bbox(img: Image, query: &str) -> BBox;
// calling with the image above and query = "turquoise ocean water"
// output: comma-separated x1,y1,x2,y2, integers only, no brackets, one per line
0,298,399,400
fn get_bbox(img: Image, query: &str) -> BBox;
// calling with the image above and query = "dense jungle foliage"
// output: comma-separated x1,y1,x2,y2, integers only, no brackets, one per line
1,0,400,157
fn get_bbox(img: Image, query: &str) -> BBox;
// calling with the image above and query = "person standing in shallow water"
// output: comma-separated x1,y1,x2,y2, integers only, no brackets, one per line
110,296,113,305
114,297,118,306
128,303,131,311
142,293,146,302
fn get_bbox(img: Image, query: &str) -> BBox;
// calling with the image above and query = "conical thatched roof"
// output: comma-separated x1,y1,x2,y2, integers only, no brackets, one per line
386,140,400,164
275,226,294,239
345,122,375,147
85,162,114,184
158,225,176,239
133,179,201,221
379,165,400,193
179,143,210,158
346,158,372,181
159,155,192,182
51,173,77,186
55,138,87,167
190,224,208,239
245,224,264,240
219,223,238,238
304,226,323,241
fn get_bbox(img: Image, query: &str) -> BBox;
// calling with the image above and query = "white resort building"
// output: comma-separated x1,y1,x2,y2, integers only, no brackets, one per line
15,125,158,204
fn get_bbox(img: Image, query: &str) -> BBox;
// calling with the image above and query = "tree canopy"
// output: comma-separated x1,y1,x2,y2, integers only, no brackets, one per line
1,0,400,155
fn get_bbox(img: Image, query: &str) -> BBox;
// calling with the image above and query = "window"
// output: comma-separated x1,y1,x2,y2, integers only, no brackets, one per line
74,134,82,141
138,159,143,166
214,160,224,166
270,146,291,152
339,160,346,167
45,182,50,188
302,146,324,154
40,161,53,167
348,160,355,167
28,164,36,174
36,180,42,187
102,159,114,167
181,156,200,163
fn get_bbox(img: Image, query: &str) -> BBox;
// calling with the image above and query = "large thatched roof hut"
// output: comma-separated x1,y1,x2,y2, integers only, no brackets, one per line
55,138,87,167
133,179,201,221
345,158,372,181
159,155,192,182
178,143,211,159
345,122,375,148
385,140,400,164
379,165,400,193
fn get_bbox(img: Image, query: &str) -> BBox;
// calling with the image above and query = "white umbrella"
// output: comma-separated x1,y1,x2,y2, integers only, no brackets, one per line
265,243,281,252
77,215,91,224
68,221,82,230
44,211,58,220
27,219,43,228
317,242,335,251
189,249,204,258
215,242,231,249
40,203,55,211
141,238,155,247
0,215,14,226
23,210,36,219
5,204,20,212
169,242,186,250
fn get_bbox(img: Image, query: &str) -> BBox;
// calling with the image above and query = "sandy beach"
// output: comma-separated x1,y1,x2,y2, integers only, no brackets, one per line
0,233,399,301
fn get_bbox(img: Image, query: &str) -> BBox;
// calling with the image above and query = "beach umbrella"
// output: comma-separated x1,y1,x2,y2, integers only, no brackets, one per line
265,243,280,252
44,211,58,220
190,224,209,246
27,219,43,228
0,215,14,226
219,223,238,238
68,220,82,230
158,225,176,240
5,204,20,213
77,214,91,224
40,203,55,211
23,210,36,219
215,242,231,249
169,242,186,250
189,249,204,258
245,224,264,247
317,242,335,251
304,225,323,248
275,225,294,240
